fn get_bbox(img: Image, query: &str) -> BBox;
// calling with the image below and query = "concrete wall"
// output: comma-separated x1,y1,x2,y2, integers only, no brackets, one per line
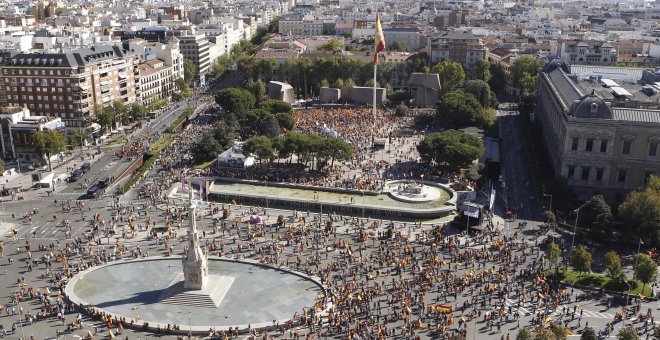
268,81,295,103
341,86,386,106
319,87,340,103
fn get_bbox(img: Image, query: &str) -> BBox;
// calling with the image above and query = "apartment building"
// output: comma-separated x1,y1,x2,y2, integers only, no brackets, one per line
0,45,137,127
429,31,487,78
534,60,660,203
177,33,210,87
135,59,174,106
126,37,184,80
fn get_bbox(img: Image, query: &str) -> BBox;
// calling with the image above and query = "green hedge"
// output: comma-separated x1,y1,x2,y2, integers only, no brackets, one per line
165,108,194,133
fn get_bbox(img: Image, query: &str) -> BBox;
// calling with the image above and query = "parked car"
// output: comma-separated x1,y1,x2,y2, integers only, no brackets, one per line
98,176,111,188
86,185,101,198
80,162,91,173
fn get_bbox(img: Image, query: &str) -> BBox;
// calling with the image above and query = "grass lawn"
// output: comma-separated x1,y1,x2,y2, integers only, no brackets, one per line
553,270,653,296
103,134,126,146
149,133,175,153
193,161,214,170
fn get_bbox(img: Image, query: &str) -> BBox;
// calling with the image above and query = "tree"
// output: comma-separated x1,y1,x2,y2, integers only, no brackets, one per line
550,324,568,340
617,325,639,340
475,58,491,82
231,40,257,56
463,80,497,108
543,211,556,225
545,242,561,270
213,120,239,149
246,79,266,104
0,159,5,174
318,39,343,52
94,104,114,132
183,59,197,85
416,129,484,172
111,100,128,126
242,135,273,165
619,176,660,245
436,91,485,129
129,103,148,120
576,195,612,235
191,132,223,164
319,79,329,88
69,129,91,148
175,78,191,98
488,62,507,97
633,253,658,293
210,55,234,78
31,130,66,171
581,327,596,340
431,59,465,94
388,41,411,52
332,78,345,88
215,88,256,118
259,114,281,139
603,251,625,283
260,99,292,114
344,78,356,87
395,104,409,117
510,55,546,89
570,246,592,275
516,328,533,340
275,112,295,131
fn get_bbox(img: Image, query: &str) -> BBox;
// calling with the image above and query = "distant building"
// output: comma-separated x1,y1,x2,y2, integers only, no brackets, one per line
135,60,174,106
382,27,427,51
534,60,660,204
550,40,617,66
429,31,487,78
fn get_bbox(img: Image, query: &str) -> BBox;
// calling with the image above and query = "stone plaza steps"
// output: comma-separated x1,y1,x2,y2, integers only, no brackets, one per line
159,274,235,309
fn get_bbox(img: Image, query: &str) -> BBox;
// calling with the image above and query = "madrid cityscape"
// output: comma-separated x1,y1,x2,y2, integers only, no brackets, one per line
0,0,658,339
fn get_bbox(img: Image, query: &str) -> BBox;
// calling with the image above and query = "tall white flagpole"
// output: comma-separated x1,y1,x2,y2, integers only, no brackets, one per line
373,62,377,119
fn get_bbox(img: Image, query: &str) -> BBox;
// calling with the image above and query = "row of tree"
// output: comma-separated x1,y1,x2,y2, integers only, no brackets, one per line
545,175,660,246
94,101,149,132
516,324,646,340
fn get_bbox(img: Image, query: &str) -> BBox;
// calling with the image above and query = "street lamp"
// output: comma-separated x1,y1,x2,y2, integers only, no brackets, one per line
571,202,589,254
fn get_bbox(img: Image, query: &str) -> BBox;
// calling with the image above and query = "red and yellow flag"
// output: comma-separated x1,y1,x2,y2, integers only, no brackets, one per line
374,14,385,64
435,305,452,313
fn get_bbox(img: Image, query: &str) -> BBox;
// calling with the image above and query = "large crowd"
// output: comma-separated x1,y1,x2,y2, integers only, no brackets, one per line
0,101,656,340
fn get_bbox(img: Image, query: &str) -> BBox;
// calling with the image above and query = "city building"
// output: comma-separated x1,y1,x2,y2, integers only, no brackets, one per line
126,37,184,80
534,60,660,204
0,45,137,128
429,31,487,78
550,40,618,65
176,32,210,87
0,106,64,161
135,59,174,106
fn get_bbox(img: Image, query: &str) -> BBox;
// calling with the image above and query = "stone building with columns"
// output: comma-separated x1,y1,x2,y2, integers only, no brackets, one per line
535,60,660,204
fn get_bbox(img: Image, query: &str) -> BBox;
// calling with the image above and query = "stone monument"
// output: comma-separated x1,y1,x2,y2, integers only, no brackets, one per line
182,188,208,289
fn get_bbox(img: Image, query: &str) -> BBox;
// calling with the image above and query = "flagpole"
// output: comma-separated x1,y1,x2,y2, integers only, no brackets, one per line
372,62,377,120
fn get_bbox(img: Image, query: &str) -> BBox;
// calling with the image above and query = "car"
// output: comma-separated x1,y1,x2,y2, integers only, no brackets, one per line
69,169,84,182
98,176,111,188
86,185,100,198
80,162,91,173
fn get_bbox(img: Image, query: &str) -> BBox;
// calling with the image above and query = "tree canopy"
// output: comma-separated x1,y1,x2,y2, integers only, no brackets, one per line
318,39,343,52
619,175,660,245
417,129,484,172
633,253,658,293
191,132,223,164
463,80,498,108
215,87,257,118
31,130,66,171
431,59,465,94
570,246,592,274
436,91,485,129
576,195,612,235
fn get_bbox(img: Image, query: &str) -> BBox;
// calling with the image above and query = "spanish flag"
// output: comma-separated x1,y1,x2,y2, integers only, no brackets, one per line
544,316,553,324
566,328,574,335
374,14,385,64
436,305,452,313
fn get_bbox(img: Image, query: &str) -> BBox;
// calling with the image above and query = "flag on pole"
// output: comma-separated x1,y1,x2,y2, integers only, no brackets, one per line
373,14,385,64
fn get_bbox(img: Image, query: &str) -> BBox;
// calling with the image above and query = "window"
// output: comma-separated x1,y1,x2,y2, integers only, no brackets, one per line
584,138,594,152
600,139,608,153
649,140,659,157
595,168,604,181
571,137,579,151
622,139,632,154
617,169,627,183
568,166,575,179
581,167,590,180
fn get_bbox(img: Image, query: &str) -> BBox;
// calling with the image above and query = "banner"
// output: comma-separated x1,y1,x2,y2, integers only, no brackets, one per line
489,188,496,211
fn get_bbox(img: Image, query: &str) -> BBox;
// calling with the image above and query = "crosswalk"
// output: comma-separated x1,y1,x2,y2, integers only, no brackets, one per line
12,220,86,240
505,298,614,319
